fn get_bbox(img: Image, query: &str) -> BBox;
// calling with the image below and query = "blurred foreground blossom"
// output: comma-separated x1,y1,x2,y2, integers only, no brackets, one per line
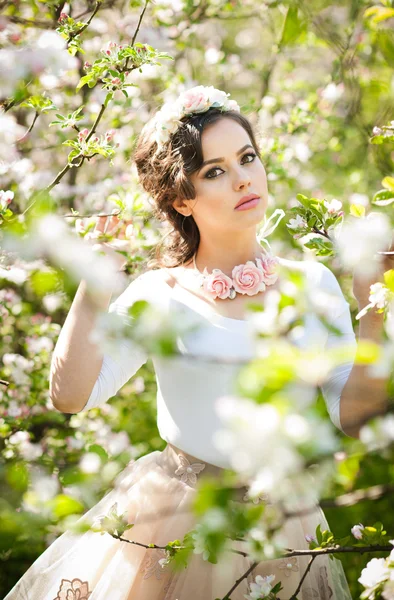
2,213,126,300
333,211,392,277
0,30,78,98
213,395,336,502
79,452,102,474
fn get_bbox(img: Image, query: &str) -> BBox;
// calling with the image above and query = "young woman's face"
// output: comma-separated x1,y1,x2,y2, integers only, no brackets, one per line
174,118,269,233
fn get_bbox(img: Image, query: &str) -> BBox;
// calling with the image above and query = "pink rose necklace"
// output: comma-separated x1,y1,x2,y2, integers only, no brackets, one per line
192,251,279,301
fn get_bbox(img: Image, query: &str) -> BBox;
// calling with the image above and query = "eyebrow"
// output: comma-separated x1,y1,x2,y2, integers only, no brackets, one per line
199,144,254,171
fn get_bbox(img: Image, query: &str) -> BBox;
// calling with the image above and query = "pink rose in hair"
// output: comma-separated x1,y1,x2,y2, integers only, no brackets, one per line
202,269,233,300
232,262,266,296
181,87,208,114
256,254,279,286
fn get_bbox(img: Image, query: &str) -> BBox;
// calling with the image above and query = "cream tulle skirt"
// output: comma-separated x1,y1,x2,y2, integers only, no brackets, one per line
5,443,351,600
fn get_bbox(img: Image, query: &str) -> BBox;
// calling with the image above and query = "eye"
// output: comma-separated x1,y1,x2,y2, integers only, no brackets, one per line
204,152,257,179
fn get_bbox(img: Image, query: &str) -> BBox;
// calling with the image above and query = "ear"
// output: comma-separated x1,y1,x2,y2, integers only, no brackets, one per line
172,197,193,217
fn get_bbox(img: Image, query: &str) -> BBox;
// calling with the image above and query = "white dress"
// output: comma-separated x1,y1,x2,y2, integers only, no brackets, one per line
4,256,357,600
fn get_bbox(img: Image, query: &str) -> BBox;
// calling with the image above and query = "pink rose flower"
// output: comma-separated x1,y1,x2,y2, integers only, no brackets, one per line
256,254,279,286
202,269,233,300
181,87,208,114
232,261,266,296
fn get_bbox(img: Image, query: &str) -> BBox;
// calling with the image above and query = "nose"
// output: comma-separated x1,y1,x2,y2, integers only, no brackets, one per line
233,165,251,190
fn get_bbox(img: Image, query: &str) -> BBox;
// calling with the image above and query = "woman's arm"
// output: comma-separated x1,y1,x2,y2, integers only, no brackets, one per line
49,279,116,413
339,306,388,437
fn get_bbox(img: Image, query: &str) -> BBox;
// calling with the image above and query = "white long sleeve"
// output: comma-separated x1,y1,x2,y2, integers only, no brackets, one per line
81,272,150,410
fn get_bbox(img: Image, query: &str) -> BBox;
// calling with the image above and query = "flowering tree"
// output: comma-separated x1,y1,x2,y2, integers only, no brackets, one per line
1,0,394,598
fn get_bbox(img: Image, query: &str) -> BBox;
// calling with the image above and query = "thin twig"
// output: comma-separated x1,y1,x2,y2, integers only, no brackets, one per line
222,561,259,599
131,0,150,46
15,111,40,144
67,1,101,43
289,555,316,600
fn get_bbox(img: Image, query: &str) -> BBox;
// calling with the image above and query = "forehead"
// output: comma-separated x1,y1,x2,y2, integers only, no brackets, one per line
200,118,251,156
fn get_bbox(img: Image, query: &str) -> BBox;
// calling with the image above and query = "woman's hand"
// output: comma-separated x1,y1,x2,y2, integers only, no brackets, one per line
80,211,134,272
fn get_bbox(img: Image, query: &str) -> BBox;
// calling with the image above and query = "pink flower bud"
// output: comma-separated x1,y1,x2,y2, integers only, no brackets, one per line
305,534,315,544
351,524,364,540
84,61,92,69
111,77,121,85
58,12,68,22
93,136,99,142
81,128,89,136
106,50,111,56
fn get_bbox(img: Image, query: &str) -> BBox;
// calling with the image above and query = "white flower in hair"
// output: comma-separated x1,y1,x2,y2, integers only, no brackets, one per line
154,85,240,148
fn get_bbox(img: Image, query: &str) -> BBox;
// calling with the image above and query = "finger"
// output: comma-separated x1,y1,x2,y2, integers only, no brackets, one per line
95,214,107,234
106,214,121,235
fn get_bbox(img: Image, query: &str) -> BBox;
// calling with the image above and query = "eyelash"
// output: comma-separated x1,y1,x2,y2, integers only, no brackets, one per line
204,152,257,179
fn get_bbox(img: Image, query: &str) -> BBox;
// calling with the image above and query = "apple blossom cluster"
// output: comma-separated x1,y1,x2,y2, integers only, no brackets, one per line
244,574,279,600
286,194,345,260
356,282,394,320
63,127,119,165
153,85,240,149
77,41,171,95
371,121,394,143
358,540,394,600
56,11,91,55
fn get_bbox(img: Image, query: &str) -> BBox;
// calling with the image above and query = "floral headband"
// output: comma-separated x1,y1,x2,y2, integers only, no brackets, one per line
153,85,240,149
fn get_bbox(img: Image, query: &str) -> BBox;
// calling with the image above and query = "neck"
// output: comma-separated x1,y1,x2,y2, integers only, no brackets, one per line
193,230,265,276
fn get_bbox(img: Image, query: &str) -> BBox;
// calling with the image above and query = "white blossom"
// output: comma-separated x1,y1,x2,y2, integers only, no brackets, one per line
244,574,276,600
359,557,390,589
323,198,342,214
334,211,392,278
287,214,307,230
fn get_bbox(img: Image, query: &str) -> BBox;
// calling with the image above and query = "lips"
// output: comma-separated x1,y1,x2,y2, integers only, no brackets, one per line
235,193,260,209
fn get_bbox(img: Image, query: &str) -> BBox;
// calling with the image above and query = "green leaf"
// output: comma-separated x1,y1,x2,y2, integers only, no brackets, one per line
384,269,394,292
280,6,304,47
30,270,60,296
6,462,29,492
376,29,394,68
350,204,366,217
316,524,323,545
382,176,394,192
49,494,85,519
372,189,394,206
86,444,108,462
104,92,113,108
76,74,93,92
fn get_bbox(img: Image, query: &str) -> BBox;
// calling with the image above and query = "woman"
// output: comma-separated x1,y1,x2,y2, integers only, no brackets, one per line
5,85,389,600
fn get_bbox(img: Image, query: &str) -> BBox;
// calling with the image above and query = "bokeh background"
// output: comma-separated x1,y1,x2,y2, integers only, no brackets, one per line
1,0,394,597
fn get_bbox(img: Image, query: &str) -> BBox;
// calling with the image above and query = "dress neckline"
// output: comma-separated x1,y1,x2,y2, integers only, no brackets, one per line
157,263,285,328
157,269,248,327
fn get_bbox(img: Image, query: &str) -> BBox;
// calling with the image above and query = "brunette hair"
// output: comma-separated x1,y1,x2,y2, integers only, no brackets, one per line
133,106,262,270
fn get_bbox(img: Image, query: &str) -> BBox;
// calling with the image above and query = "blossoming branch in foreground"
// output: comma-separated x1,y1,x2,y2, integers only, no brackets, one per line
356,282,394,320
359,540,394,600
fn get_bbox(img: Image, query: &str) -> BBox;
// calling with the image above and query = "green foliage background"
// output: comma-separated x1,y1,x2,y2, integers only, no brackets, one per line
1,0,394,597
